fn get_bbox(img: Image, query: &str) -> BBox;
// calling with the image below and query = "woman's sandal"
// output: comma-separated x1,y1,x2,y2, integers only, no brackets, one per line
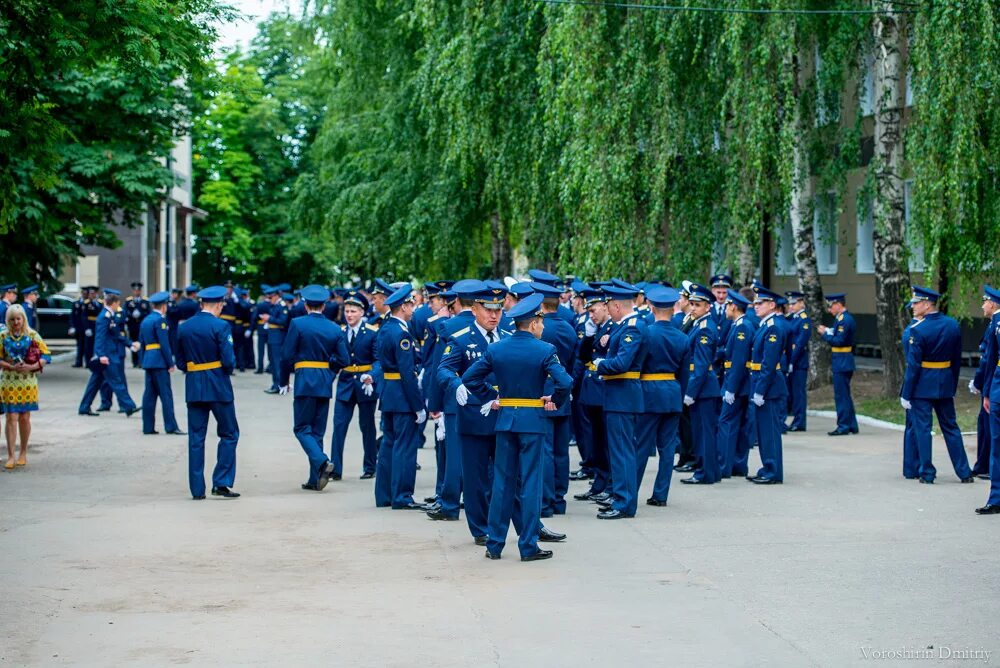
16,457,26,467
3,461,13,470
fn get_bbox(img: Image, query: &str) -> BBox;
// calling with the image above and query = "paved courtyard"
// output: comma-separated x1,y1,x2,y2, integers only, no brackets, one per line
0,361,996,666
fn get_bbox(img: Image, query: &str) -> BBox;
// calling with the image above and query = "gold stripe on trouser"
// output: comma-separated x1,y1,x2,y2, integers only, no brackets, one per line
831,346,852,353
294,361,329,370
920,361,950,369
384,372,401,380
498,398,544,408
640,373,676,381
601,372,641,380
343,364,373,373
187,361,222,372
145,344,161,351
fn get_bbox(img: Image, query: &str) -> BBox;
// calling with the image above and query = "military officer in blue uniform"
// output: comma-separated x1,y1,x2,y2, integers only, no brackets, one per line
901,312,921,479
435,282,513,541
678,283,721,485
138,291,184,436
818,293,859,436
70,287,89,366
252,285,272,374
263,286,291,394
783,291,811,431
168,285,200,357
747,285,788,484
125,282,151,368
20,285,38,330
978,289,1000,513
532,281,578,517
573,288,613,502
278,285,350,491
374,285,426,509
635,286,689,506
462,293,573,562
527,269,576,326
568,281,595,482
83,286,102,361
709,274,733,381
591,281,646,519
0,284,16,330
174,286,241,499
718,290,756,478
78,289,139,417
235,287,255,371
331,290,381,480
323,288,342,324
970,286,1000,480
366,279,394,328
899,286,974,484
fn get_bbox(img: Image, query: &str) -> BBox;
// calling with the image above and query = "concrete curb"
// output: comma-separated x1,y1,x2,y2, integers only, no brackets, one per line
50,351,76,365
807,409,905,433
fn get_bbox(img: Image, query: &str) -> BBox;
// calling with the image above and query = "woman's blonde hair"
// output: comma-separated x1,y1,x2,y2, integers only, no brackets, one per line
4,303,33,335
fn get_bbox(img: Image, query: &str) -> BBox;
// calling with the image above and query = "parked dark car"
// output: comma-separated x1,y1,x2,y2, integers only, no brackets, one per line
36,295,75,341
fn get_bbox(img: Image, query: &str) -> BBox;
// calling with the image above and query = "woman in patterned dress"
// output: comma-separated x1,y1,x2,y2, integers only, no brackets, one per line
0,304,51,469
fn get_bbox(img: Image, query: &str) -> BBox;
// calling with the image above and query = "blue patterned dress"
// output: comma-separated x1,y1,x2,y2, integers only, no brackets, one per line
0,331,52,413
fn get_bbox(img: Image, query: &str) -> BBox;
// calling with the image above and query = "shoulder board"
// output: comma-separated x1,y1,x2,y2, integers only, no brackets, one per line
699,320,707,329
368,323,380,331
452,326,471,338
767,319,774,327
500,329,512,336
340,325,347,330
836,314,843,321
428,314,441,322
625,316,637,327
799,312,808,319
911,319,925,328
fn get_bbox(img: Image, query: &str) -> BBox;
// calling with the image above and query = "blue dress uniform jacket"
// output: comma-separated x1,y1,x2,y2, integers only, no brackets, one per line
972,313,1000,476
434,311,476,415
78,306,137,415
266,301,291,390
577,319,613,494
986,317,1000,504
902,312,972,482
376,317,422,413
438,325,507,435
331,321,381,477
722,315,755,397
540,311,578,515
719,314,755,477
686,314,721,399
824,311,857,372
541,312,577,418
787,310,811,370
138,311,179,434
463,330,573,558
901,318,920,478
786,310,811,431
685,312,722,483
139,311,174,369
252,299,271,372
422,314,450,412
279,313,350,397
750,313,787,482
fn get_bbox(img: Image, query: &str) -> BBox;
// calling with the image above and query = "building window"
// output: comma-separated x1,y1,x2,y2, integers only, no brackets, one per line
814,191,839,275
903,180,925,272
860,51,875,117
775,216,796,276
856,195,875,274
815,45,840,127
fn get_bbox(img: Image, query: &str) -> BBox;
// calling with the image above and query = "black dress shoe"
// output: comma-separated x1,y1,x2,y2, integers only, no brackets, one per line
591,492,612,503
646,498,666,507
961,476,976,483
596,501,613,511
125,407,139,417
424,501,442,512
316,462,335,491
680,477,710,485
674,463,696,472
975,504,1000,515
976,473,991,480
212,486,241,498
750,477,782,485
827,429,850,436
331,473,342,481
360,472,374,480
424,495,438,503
167,429,187,435
264,388,279,394
392,502,426,510
569,469,593,481
254,370,264,374
597,509,630,520
301,483,319,491
521,549,553,562
485,550,501,560
97,407,111,412
786,426,806,432
192,495,206,500
573,490,597,501
538,527,566,542
426,508,459,521
143,430,159,435
540,510,554,518
474,535,488,546
79,410,100,416
919,478,934,484
72,363,83,368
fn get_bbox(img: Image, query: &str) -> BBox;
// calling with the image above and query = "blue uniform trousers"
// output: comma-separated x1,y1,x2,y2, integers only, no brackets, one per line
331,397,377,476
99,358,130,409
293,396,331,486
911,398,972,482
987,409,1000,505
635,412,680,503
717,396,749,478
972,406,991,476
436,414,463,518
486,432,543,559
80,362,136,414
832,371,858,432
142,369,178,433
187,400,239,497
753,401,784,482
582,404,609,494
571,391,593,474
434,429,446,497
605,411,638,516
461,433,496,539
74,335,85,366
542,415,570,515
902,409,920,478
256,329,268,372
267,336,284,390
787,369,808,430
375,411,419,508
83,333,95,361
691,398,721,483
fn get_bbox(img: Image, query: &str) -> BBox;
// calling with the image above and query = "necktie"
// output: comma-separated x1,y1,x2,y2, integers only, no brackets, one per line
487,331,495,344
348,329,355,346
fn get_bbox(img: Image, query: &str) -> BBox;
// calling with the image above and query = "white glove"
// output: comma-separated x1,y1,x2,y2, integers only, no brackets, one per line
434,416,446,440
752,393,765,407
584,319,597,337
360,372,373,384
417,368,424,390
85,329,93,337
130,341,141,352
456,383,470,406
362,382,374,397
969,378,980,395
244,330,251,338
479,402,494,417
787,364,793,373
592,358,605,372
68,327,76,336
415,409,427,424
279,385,290,395
723,391,735,405
132,309,140,319
900,397,912,410
683,395,695,406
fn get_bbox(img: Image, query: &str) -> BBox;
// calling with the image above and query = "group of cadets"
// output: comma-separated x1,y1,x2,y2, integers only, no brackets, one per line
56,273,1000,554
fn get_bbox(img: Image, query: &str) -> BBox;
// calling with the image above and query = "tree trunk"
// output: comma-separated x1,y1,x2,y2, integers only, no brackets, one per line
787,38,830,389
490,212,512,277
872,1,910,396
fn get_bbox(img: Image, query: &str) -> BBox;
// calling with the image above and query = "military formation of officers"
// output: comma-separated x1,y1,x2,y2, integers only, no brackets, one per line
63,271,1000,561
